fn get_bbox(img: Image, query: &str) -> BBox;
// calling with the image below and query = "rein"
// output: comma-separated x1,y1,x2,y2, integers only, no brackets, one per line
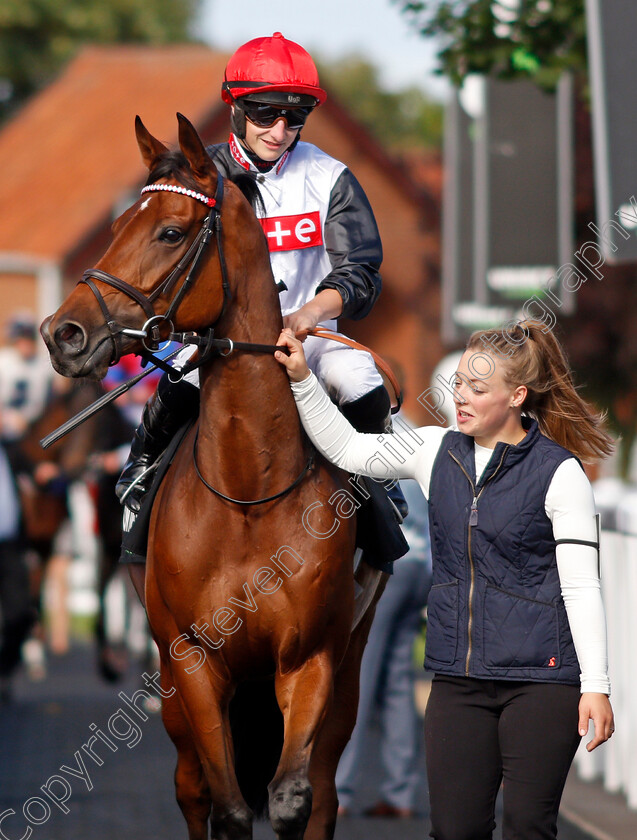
39,325,293,451
308,327,403,413
192,428,314,506
41,323,402,448
50,174,316,506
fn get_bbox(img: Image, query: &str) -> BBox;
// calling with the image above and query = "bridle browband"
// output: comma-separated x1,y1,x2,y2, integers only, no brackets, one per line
77,174,314,505
140,183,217,206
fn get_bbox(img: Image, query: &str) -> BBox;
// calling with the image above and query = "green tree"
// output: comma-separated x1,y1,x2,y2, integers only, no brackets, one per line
0,0,201,114
396,0,586,89
318,55,443,150
394,1,637,473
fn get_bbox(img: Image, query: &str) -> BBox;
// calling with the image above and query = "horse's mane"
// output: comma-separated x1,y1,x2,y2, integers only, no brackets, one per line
147,150,265,216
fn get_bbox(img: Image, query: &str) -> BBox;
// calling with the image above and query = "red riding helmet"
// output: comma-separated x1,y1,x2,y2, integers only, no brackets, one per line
221,32,327,107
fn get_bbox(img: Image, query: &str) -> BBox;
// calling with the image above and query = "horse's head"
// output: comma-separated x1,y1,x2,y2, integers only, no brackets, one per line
42,114,241,379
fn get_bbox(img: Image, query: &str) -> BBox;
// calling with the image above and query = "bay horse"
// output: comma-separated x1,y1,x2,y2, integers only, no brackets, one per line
41,114,385,840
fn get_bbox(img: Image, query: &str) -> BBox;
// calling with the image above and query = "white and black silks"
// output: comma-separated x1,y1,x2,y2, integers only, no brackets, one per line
208,137,383,325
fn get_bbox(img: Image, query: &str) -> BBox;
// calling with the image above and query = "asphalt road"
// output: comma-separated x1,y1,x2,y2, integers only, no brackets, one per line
0,644,593,840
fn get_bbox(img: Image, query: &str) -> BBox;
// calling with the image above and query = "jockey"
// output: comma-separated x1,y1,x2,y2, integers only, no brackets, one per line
116,32,407,520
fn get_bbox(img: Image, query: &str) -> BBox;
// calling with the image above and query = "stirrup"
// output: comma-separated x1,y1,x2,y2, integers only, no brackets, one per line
118,458,162,506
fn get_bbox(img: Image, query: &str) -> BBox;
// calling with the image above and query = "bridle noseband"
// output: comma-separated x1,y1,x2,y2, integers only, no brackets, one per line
79,175,229,363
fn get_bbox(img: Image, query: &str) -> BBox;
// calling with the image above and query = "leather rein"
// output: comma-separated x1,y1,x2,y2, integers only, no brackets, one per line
307,326,403,413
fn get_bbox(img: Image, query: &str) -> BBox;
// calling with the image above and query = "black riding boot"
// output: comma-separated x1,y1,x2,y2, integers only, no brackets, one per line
116,373,200,512
339,385,409,521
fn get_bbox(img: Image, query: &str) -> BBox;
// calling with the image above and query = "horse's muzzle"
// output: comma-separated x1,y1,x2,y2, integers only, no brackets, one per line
40,315,110,379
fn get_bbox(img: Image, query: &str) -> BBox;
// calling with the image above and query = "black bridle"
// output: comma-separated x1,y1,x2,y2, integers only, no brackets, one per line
76,174,313,505
79,175,229,366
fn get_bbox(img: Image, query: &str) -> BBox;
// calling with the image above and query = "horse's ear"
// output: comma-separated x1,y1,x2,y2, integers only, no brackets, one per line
177,113,215,184
135,116,168,171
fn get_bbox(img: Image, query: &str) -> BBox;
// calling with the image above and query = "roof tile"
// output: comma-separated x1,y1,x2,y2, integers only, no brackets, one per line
0,45,228,261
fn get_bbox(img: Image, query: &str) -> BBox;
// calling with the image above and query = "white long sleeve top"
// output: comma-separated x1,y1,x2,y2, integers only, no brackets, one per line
292,373,610,695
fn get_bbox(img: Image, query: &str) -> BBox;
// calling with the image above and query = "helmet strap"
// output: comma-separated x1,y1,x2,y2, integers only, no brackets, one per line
234,130,301,173
230,103,247,140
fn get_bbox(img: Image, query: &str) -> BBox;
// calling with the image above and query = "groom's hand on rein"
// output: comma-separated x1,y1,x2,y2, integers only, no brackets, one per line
275,329,311,383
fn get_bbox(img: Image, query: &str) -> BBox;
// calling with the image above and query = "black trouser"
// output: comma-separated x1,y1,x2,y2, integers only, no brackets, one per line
0,540,34,679
424,675,581,840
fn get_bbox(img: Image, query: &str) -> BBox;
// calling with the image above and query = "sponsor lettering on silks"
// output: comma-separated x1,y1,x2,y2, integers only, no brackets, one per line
260,211,323,252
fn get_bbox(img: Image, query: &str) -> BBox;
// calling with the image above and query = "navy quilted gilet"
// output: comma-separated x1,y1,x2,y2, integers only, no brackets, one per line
424,418,581,685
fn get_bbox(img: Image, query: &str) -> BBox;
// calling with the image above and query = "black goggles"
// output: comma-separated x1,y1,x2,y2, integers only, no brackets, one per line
240,100,314,130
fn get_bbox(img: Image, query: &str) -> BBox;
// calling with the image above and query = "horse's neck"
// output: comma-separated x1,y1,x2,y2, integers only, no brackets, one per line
197,271,307,486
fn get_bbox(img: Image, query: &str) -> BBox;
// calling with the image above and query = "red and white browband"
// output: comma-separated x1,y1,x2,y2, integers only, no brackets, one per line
140,184,216,207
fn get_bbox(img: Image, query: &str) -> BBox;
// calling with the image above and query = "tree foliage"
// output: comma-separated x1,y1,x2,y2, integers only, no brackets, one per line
396,0,587,89
318,55,443,150
394,2,637,471
0,0,201,113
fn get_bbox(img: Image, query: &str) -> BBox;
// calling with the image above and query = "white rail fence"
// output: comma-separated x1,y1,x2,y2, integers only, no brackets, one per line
573,478,637,809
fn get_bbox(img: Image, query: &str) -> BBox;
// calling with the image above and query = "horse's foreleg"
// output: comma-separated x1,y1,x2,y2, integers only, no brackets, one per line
166,659,252,840
268,652,336,840
160,670,211,840
304,582,386,840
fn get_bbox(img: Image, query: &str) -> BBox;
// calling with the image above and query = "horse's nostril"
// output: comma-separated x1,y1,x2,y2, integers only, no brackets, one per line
55,322,86,352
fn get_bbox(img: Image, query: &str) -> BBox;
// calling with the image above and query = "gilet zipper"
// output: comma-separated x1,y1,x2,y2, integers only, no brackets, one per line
448,445,510,675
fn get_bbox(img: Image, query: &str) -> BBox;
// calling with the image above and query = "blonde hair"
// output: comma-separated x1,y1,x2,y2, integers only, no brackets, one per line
466,321,615,463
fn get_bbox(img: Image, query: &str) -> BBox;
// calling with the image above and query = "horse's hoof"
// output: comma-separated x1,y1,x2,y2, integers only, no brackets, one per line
210,808,252,840
269,778,312,839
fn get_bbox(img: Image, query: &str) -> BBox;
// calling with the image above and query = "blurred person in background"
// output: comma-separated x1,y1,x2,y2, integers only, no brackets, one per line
0,311,53,443
0,432,34,699
0,312,68,673
336,477,432,818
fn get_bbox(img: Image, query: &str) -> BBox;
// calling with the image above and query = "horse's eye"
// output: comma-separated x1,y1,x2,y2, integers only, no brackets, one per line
160,227,184,244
